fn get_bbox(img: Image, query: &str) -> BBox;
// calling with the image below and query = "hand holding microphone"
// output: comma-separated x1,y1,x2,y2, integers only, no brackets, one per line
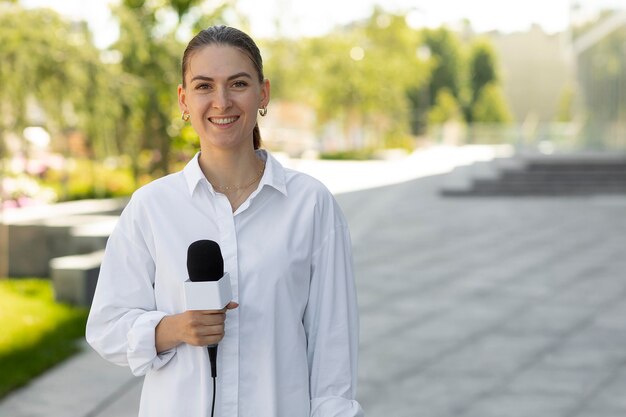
180,239,236,416
170,302,238,346
182,239,237,350
155,240,236,355
184,239,235,382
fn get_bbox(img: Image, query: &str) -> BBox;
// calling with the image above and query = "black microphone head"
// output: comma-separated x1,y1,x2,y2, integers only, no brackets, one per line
187,240,224,282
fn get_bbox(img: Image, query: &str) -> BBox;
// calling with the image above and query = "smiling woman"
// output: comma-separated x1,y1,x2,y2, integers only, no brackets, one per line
86,25,363,417
179,45,269,162
176,28,271,211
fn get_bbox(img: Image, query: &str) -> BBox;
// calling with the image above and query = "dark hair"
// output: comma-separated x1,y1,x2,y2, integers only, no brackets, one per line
182,25,265,150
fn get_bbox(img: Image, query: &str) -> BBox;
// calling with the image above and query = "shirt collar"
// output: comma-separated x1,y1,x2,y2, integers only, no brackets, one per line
257,149,288,196
183,153,207,196
182,150,288,197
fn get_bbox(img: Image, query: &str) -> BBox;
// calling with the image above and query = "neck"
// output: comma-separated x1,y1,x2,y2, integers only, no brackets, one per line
198,147,262,190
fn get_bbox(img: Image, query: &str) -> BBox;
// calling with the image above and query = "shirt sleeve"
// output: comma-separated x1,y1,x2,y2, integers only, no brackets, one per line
304,215,364,417
85,197,176,376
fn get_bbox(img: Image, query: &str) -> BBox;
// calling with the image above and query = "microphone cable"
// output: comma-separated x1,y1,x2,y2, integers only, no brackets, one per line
211,377,216,417
208,345,218,417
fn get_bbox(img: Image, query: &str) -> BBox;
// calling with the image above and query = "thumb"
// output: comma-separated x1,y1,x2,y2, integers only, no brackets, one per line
226,301,239,310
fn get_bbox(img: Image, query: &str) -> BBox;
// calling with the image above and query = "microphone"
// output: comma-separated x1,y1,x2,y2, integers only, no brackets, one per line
187,239,224,284
185,240,233,379
184,240,233,311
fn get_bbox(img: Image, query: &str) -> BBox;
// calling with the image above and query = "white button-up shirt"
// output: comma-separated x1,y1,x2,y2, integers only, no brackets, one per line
86,150,363,417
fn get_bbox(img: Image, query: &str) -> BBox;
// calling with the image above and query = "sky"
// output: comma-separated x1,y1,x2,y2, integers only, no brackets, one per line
20,0,626,49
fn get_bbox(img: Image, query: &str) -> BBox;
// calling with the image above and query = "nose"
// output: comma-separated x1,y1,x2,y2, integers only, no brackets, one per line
212,87,231,110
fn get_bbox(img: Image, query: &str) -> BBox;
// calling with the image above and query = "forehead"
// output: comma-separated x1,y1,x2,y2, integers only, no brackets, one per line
187,44,257,81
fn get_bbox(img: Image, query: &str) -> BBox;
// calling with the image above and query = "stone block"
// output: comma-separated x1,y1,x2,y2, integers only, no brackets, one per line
4,198,126,277
50,250,105,306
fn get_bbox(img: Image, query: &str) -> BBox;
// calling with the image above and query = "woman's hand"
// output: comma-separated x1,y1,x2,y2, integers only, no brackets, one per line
156,301,239,353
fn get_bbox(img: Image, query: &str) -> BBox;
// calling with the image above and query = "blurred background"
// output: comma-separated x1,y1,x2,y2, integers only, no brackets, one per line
1,0,625,210
1,0,626,414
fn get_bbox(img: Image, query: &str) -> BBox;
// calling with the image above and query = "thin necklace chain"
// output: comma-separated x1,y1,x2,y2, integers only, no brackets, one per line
213,162,266,192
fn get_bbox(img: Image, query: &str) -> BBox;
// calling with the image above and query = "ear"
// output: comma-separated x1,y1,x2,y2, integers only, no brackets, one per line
177,84,187,113
260,79,270,108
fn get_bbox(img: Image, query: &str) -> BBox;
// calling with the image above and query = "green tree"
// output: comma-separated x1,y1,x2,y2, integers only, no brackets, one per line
110,0,234,178
264,8,430,150
111,2,180,178
421,27,465,103
169,0,204,22
467,37,511,123
428,88,463,124
407,27,462,134
262,37,311,103
0,5,123,182
471,83,512,123
468,39,497,100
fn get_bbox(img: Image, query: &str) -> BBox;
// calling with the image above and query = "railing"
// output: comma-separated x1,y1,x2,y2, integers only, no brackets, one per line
427,122,626,154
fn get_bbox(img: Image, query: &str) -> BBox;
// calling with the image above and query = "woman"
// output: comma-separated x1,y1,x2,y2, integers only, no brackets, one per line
86,25,363,416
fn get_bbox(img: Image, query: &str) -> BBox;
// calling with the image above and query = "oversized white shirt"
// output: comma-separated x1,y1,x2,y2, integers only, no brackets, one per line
86,150,363,417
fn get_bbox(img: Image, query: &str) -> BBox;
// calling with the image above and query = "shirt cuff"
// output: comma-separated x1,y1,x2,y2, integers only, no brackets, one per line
127,311,176,376
311,396,364,417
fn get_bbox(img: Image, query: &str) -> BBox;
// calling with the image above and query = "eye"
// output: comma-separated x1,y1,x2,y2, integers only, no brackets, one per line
195,83,211,90
232,80,248,88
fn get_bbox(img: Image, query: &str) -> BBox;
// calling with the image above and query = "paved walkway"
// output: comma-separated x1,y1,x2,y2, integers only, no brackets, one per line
345,174,626,417
2,145,626,417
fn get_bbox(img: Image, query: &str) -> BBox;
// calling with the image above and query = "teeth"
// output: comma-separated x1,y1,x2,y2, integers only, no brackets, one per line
210,116,238,125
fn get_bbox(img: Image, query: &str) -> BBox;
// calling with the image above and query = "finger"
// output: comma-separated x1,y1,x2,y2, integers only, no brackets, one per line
204,333,225,345
202,302,238,314
186,323,224,341
196,309,226,315
200,313,226,326
188,332,225,346
197,324,225,337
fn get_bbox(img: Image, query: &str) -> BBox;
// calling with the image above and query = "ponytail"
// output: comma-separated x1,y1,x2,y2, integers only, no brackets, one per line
253,123,262,150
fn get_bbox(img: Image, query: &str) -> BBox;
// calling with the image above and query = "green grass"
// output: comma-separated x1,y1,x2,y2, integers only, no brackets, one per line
0,278,88,399
319,148,376,160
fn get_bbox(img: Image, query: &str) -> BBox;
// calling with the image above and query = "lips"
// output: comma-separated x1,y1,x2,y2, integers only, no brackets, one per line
209,116,239,125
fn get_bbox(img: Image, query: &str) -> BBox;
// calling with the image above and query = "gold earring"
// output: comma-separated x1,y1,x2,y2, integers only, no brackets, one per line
181,111,190,122
258,107,268,117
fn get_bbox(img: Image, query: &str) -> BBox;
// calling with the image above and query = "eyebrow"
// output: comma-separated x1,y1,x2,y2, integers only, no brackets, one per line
190,72,253,83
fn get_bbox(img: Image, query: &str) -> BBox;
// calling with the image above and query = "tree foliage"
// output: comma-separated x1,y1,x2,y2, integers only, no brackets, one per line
263,9,430,149
1,1,516,195
111,2,181,177
471,83,512,123
466,37,511,123
428,88,463,124
421,27,465,103
0,3,139,204
0,4,121,158
108,0,235,176
468,39,498,103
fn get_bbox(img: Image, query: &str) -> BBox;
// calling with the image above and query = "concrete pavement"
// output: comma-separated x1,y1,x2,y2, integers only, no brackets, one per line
2,145,626,417
345,175,626,417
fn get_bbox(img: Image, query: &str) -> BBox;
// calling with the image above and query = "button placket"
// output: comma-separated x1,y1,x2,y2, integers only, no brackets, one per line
216,193,239,416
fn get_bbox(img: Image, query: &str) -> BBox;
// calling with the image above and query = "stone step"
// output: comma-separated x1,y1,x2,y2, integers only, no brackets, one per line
441,154,626,197
50,250,105,306
8,215,118,277
501,170,626,179
5,198,124,277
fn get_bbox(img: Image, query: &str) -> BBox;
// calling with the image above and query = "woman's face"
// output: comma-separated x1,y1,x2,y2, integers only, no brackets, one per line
178,44,269,152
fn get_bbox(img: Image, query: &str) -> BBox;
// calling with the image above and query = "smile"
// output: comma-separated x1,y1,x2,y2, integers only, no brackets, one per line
209,116,239,125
